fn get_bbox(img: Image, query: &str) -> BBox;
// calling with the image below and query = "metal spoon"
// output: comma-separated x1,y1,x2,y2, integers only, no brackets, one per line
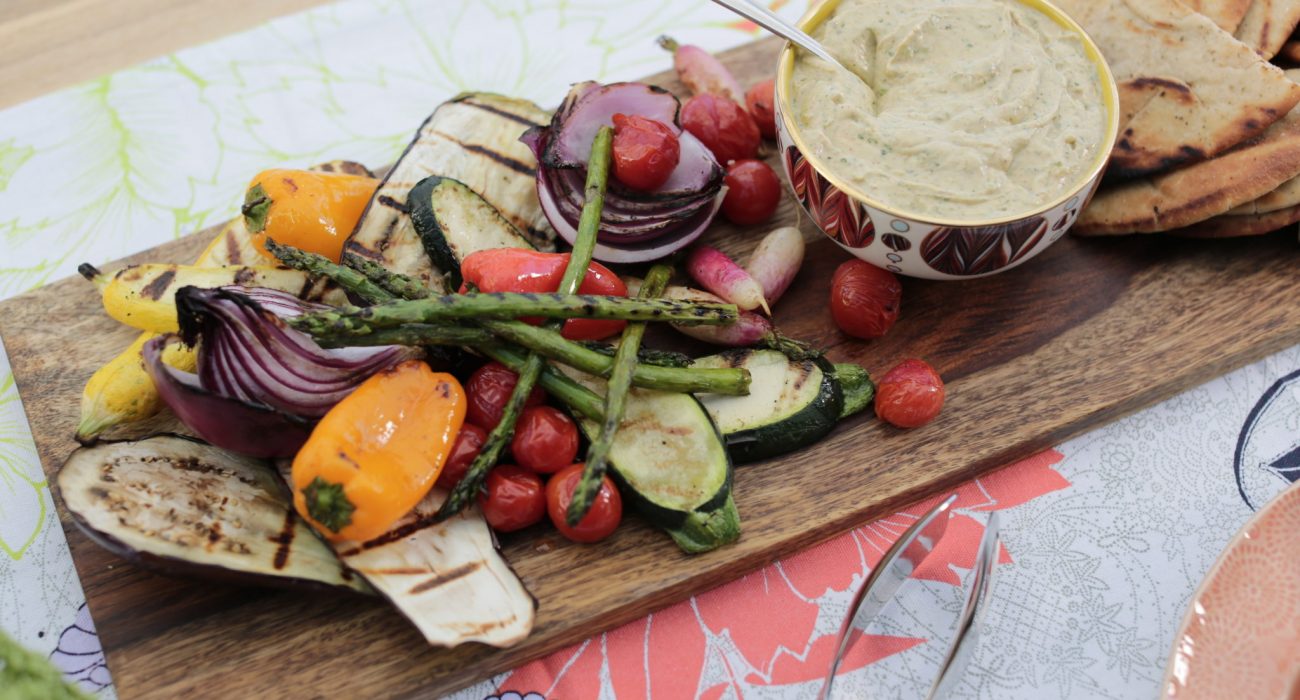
818,494,958,700
818,497,1002,700
708,0,866,83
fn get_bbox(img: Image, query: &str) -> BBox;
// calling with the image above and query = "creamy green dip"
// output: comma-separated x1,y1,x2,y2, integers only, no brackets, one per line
791,0,1105,220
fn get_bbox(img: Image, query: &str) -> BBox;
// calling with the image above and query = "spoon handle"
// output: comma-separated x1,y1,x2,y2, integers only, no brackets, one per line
708,0,845,69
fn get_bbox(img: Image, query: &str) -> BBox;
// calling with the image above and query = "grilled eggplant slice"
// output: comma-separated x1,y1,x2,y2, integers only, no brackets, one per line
325,490,536,647
58,435,367,592
557,366,739,553
693,349,844,464
343,93,552,291
408,176,537,289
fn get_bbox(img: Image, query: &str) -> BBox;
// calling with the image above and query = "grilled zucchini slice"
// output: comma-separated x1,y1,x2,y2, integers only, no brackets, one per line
408,176,536,289
693,349,846,464
558,366,739,553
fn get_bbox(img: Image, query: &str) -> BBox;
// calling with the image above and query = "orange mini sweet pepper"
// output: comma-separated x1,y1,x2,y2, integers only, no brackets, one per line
292,360,466,542
243,168,379,262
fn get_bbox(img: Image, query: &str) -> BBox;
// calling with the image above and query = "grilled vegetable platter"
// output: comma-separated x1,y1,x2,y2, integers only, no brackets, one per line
62,40,944,649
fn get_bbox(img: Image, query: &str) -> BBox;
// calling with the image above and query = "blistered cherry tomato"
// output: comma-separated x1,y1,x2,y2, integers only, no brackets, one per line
874,359,945,429
511,406,579,474
681,93,761,164
611,113,681,192
466,362,545,430
546,463,622,543
479,465,547,532
721,159,781,225
435,423,488,489
745,79,777,139
460,249,628,340
829,259,902,340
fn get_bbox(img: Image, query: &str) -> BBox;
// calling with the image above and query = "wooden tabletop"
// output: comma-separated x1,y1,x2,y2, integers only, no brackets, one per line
0,0,332,109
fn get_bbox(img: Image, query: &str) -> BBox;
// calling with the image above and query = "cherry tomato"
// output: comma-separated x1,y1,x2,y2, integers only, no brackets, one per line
465,362,545,430
479,465,547,533
511,406,579,474
745,79,777,139
874,359,945,429
830,259,902,340
435,423,488,490
460,249,628,340
611,113,681,192
680,93,761,164
721,159,781,225
546,463,622,543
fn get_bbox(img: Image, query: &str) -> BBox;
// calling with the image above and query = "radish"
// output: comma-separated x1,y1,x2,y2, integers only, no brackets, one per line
686,244,770,314
626,277,773,346
745,226,804,305
658,36,746,105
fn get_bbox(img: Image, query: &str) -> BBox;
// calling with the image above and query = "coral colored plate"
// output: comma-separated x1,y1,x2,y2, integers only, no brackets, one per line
1161,480,1300,699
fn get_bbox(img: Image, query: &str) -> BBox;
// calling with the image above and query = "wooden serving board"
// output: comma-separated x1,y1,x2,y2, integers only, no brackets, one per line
2,38,1300,699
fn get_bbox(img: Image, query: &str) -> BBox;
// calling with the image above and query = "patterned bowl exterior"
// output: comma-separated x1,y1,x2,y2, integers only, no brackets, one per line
774,89,1103,281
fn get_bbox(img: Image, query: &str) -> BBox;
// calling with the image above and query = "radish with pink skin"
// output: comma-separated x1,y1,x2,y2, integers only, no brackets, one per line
745,226,805,305
658,35,746,105
686,244,770,314
625,278,774,346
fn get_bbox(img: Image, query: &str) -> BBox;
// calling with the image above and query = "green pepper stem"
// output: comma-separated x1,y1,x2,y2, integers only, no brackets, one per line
302,476,355,534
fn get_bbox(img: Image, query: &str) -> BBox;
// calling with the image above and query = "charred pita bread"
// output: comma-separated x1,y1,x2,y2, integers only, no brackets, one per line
1166,202,1300,236
1055,0,1300,179
1182,0,1253,32
1074,105,1300,234
1226,173,1300,213
1219,70,1300,215
1235,0,1300,58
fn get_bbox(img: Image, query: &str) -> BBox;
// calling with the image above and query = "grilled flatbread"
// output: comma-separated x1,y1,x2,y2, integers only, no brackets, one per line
1167,202,1300,236
1226,172,1300,213
1074,104,1300,234
1235,0,1300,58
1182,0,1253,32
1056,0,1300,179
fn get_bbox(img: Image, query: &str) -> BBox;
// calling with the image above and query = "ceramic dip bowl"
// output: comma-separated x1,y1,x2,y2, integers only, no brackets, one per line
774,0,1119,280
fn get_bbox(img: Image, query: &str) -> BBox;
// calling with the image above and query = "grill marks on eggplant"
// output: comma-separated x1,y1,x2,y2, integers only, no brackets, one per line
343,93,553,291
58,435,367,592
270,509,298,570
430,129,536,176
329,490,536,647
406,562,481,594
461,96,548,128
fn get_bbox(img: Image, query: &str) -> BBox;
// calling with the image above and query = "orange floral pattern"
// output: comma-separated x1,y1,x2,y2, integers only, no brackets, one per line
497,450,1070,698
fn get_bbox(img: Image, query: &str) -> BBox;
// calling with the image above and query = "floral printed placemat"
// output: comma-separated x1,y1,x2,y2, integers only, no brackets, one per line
0,2,1296,698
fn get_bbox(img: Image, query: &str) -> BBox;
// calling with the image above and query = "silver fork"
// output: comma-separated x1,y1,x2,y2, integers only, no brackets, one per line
818,496,1002,700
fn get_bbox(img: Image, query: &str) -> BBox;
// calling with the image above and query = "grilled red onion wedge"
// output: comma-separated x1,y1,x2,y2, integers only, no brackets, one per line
527,82,726,263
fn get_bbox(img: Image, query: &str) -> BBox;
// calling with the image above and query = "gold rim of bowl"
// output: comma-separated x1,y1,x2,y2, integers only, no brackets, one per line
775,0,1121,229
